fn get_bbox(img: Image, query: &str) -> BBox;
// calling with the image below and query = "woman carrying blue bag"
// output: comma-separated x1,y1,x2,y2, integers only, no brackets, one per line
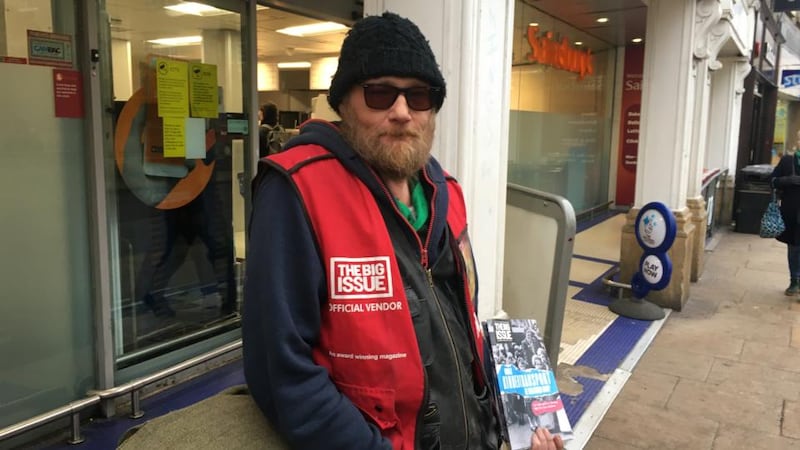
770,150,800,297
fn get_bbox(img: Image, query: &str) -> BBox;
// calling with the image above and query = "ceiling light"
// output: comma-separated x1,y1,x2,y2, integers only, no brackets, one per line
529,22,539,27
632,38,643,43
164,2,229,16
164,1,265,16
596,17,609,23
574,41,583,46
277,61,312,69
147,35,202,46
276,22,348,37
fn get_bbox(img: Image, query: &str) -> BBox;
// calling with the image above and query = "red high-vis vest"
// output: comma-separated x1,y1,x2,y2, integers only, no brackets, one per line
268,144,485,449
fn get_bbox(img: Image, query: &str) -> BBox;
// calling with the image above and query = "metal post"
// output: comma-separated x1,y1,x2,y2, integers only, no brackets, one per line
130,390,144,419
67,412,84,445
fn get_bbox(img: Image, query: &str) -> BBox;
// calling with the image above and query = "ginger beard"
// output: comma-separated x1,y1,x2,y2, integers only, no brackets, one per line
340,108,436,181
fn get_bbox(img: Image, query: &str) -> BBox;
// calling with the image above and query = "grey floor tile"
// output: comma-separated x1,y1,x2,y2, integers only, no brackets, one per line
706,358,800,402
785,400,800,440
713,423,800,449
584,435,644,450
614,368,678,408
635,343,716,381
648,323,744,359
668,378,784,435
592,400,718,450
740,341,800,373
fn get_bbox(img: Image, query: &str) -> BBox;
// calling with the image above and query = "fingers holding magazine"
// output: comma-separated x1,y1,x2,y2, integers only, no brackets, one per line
530,427,564,450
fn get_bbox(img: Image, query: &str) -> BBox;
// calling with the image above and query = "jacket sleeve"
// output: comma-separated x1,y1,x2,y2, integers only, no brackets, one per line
242,170,392,450
771,156,800,188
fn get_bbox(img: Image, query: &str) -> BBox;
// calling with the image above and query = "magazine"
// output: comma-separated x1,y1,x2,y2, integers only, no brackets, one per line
484,318,573,449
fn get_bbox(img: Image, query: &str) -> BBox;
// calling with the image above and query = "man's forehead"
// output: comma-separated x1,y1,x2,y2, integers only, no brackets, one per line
363,76,429,87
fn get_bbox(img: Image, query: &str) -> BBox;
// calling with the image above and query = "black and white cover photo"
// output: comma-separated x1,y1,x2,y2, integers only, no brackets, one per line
484,318,573,450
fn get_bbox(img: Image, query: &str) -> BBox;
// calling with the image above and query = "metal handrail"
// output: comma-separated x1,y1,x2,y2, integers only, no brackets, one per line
116,316,240,367
0,339,242,445
701,168,729,238
601,266,630,291
701,168,724,192
601,266,633,304
0,397,101,445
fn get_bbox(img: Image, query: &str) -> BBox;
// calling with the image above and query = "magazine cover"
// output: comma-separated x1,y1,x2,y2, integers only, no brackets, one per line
484,318,573,449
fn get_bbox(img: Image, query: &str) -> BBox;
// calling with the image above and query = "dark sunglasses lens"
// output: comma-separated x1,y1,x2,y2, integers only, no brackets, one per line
363,85,399,109
405,87,434,111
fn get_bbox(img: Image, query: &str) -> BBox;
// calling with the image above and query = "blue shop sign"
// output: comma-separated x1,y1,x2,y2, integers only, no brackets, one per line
782,69,800,88
774,0,800,12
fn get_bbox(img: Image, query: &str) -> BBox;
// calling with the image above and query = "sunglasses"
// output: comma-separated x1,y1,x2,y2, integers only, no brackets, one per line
361,84,443,111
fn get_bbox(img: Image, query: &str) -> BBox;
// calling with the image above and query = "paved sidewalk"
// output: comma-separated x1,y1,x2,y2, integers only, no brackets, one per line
585,229,800,449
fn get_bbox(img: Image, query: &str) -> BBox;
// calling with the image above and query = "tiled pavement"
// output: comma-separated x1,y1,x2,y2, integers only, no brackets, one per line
584,229,800,449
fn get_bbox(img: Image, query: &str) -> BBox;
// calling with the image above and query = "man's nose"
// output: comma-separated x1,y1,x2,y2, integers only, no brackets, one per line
387,94,412,121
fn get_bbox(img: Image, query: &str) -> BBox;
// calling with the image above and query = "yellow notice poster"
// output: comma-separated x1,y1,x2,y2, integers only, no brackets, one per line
189,62,219,118
163,117,186,157
156,58,189,118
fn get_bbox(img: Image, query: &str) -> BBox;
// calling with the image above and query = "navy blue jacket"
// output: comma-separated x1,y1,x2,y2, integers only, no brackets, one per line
242,120,454,449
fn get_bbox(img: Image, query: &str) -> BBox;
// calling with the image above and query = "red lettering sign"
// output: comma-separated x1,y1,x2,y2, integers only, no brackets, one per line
526,26,594,79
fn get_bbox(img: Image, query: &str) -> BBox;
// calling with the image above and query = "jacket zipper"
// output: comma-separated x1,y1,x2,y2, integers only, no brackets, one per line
370,166,437,445
426,268,470,447
374,168,474,446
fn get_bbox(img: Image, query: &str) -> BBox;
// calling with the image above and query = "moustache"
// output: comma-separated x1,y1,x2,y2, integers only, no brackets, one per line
381,130,420,139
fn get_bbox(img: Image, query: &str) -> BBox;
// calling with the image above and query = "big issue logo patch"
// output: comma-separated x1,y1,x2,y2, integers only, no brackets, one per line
330,256,393,299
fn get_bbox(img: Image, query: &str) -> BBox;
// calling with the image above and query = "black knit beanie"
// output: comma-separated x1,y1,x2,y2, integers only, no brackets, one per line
327,12,446,113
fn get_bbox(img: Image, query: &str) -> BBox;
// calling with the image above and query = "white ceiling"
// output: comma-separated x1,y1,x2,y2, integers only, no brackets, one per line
106,0,348,64
102,0,662,71
520,0,647,49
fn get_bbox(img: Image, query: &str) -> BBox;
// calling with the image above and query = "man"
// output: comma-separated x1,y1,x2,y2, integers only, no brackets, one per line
243,12,563,450
258,102,283,157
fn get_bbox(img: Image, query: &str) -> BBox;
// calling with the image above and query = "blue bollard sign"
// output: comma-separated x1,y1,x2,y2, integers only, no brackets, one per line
632,202,677,298
610,201,675,320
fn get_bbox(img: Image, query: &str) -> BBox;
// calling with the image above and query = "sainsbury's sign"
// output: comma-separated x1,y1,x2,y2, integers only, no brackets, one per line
527,25,594,79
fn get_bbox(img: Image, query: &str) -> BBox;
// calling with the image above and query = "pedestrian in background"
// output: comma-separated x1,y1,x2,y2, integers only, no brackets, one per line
771,151,800,297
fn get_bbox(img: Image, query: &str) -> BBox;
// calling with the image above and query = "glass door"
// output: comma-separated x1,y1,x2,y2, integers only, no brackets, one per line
0,0,95,428
100,0,252,374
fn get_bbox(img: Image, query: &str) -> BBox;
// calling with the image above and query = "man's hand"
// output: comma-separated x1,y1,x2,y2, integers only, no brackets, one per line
530,427,564,450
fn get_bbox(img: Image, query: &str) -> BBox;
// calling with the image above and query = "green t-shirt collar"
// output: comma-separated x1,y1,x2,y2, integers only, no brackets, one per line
394,178,429,231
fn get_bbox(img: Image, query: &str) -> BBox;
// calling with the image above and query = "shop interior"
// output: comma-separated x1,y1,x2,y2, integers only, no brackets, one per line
106,0,347,367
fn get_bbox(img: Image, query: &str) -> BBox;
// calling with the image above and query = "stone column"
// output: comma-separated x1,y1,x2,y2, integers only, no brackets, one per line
688,0,743,281
620,0,697,310
687,53,711,282
707,58,752,226
686,196,707,281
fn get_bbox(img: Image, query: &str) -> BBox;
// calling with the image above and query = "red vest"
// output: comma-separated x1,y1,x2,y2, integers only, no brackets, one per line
269,144,485,449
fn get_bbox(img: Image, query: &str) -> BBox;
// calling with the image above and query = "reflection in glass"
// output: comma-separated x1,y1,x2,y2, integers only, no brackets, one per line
508,1,614,215
106,0,243,367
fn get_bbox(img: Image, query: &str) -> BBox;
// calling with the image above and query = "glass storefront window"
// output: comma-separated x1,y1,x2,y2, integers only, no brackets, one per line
509,1,616,215
0,1,94,428
102,0,248,373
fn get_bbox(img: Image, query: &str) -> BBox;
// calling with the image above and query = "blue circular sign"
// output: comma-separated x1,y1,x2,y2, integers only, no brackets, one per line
634,202,677,254
638,252,673,291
